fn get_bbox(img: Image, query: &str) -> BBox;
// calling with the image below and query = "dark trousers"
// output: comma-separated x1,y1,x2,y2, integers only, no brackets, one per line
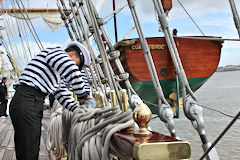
0,101,7,116
9,85,46,160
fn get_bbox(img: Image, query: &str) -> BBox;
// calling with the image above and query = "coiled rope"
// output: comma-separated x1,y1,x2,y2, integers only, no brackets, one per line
47,100,134,160
46,100,67,159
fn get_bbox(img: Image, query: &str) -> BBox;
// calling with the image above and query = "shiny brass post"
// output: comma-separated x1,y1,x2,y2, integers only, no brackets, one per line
120,89,128,112
110,90,117,107
98,92,106,107
133,103,152,136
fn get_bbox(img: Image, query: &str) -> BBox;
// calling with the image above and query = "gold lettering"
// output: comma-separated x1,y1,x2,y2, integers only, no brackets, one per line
131,44,165,50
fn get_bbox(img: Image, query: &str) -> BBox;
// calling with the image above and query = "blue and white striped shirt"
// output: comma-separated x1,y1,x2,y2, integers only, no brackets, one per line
17,46,89,111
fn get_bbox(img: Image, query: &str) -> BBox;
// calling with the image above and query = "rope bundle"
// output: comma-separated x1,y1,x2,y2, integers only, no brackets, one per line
47,100,134,160
46,100,67,159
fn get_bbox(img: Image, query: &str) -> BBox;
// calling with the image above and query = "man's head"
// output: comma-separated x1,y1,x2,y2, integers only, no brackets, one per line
65,41,91,70
2,77,7,83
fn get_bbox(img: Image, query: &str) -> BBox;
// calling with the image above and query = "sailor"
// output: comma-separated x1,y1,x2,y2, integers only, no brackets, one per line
9,41,91,160
0,77,8,117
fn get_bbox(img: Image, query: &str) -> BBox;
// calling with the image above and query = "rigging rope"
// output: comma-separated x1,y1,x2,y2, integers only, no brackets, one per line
144,97,240,120
18,0,44,49
15,0,43,50
86,0,139,104
11,0,31,64
69,0,103,92
201,105,240,120
2,8,25,71
11,0,34,59
176,0,205,36
199,109,240,160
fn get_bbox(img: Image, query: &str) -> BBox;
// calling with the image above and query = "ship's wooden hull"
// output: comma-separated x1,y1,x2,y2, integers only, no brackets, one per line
115,37,222,113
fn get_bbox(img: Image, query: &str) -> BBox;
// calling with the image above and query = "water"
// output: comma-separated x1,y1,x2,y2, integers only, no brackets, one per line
149,71,240,160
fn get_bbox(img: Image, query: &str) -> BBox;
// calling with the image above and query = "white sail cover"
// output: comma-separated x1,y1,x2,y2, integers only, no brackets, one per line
0,11,64,31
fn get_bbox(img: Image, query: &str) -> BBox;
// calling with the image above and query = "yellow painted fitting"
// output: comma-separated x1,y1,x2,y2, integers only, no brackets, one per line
110,90,116,107
99,92,106,107
95,91,100,106
120,89,128,112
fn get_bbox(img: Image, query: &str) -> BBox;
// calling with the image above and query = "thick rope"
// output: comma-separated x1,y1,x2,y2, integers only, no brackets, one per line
46,100,67,159
47,100,134,160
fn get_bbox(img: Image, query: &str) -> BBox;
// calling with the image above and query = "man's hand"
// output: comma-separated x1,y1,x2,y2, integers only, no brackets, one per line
79,95,91,105
79,99,85,105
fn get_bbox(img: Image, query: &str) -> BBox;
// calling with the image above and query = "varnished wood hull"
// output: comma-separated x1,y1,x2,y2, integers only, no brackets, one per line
115,37,222,113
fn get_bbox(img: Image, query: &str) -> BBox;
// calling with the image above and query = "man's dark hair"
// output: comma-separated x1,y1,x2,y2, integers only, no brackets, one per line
65,45,81,57
1,77,7,83
65,45,85,70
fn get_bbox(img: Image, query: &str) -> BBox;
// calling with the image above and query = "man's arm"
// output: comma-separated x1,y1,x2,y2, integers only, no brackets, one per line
53,83,79,111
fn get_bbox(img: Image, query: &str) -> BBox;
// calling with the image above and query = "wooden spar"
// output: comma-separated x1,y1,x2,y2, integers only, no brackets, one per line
0,8,71,13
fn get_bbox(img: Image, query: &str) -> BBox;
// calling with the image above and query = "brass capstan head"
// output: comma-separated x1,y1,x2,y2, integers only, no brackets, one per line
133,103,152,136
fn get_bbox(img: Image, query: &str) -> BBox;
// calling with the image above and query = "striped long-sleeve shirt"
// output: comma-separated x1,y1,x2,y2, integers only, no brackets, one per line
17,46,89,111
61,68,92,94
80,69,91,92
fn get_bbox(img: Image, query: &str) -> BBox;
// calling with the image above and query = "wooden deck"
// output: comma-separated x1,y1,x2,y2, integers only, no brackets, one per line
0,110,51,160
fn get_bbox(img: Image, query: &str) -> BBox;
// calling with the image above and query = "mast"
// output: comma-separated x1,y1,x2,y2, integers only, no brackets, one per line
113,0,118,43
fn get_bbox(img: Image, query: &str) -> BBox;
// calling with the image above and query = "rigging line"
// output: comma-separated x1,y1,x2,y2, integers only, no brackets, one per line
6,2,28,70
103,3,128,20
201,105,240,120
176,0,205,36
11,0,31,63
10,6,42,54
56,2,74,41
104,9,121,25
144,98,240,120
0,39,21,76
2,8,25,70
18,0,43,49
68,0,84,42
17,0,43,49
89,0,138,100
15,0,43,50
14,18,29,64
69,0,103,91
199,110,240,160
85,0,118,91
174,36,240,42
59,0,81,41
21,20,34,58
153,0,198,101
10,0,34,59
11,0,34,59
76,0,109,84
